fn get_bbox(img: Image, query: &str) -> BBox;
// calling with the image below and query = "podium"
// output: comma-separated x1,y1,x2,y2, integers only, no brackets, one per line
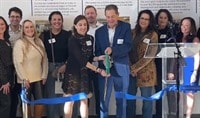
144,43,200,118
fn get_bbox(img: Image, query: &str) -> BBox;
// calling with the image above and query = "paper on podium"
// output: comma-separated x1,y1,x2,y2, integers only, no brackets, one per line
144,43,200,58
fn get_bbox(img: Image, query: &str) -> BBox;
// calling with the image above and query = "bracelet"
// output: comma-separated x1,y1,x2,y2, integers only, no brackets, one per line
97,68,102,74
95,67,99,73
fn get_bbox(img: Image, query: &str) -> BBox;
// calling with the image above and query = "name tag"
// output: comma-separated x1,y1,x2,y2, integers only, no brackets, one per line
160,34,167,39
143,38,150,44
117,39,124,44
48,38,56,44
86,40,92,46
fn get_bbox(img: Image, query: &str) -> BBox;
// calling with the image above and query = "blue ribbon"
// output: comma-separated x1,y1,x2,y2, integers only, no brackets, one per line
20,87,87,104
116,85,200,101
21,84,200,104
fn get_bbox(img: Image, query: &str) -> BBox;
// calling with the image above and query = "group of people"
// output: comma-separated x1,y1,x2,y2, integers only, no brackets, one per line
0,4,200,118
154,10,200,118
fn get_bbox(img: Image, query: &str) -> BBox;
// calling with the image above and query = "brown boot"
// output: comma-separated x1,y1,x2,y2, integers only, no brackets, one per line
34,105,44,118
28,105,32,118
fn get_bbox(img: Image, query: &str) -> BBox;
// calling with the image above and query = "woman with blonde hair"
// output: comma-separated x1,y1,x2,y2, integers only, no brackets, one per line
13,19,48,118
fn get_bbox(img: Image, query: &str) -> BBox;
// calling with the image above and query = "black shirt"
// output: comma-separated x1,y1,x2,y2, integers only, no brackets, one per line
42,29,72,63
0,39,13,86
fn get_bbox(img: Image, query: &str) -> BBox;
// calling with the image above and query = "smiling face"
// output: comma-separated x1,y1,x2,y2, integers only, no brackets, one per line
23,21,35,38
181,19,192,35
75,19,88,36
105,9,118,29
50,14,63,30
85,7,97,25
139,13,150,31
0,19,6,36
158,12,169,29
9,11,22,26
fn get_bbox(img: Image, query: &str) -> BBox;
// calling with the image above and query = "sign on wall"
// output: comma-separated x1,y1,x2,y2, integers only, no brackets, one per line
1,0,200,31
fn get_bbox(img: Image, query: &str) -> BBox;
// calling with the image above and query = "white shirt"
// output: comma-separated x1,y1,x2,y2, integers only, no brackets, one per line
108,28,115,47
87,21,103,38
87,21,103,66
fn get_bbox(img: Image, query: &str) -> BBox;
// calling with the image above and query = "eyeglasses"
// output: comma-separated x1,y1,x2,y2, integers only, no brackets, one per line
140,17,150,21
10,16,21,19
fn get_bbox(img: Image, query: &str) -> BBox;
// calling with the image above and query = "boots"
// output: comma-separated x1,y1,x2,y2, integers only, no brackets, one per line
34,105,44,118
27,105,32,118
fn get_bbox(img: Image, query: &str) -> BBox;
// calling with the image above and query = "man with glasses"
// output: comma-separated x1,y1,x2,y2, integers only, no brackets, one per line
8,7,22,47
8,7,22,118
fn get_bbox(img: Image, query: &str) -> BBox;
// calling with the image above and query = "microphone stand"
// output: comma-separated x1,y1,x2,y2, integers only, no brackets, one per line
173,40,186,118
168,23,186,118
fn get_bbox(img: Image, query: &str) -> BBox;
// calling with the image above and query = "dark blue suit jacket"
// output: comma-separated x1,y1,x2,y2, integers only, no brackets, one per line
95,21,132,76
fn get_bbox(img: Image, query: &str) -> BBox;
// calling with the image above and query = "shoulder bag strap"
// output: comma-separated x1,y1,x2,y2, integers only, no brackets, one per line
27,39,43,58
50,29,56,65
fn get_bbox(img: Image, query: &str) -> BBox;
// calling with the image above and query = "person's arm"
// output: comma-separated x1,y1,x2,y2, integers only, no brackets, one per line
13,40,30,81
39,39,48,80
131,32,158,73
86,62,108,77
70,36,108,77
190,52,200,83
167,58,176,80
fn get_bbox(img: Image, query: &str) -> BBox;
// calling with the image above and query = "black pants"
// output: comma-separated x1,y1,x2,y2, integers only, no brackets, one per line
10,81,21,118
26,81,44,100
0,90,11,118
155,58,162,118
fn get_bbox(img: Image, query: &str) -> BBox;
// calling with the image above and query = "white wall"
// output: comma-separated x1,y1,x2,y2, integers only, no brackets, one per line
1,0,200,116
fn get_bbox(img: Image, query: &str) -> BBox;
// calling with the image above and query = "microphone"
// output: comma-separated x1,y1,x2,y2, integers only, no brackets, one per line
167,22,176,42
167,36,176,42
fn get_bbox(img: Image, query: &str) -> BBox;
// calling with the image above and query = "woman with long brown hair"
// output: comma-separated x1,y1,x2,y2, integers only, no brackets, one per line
0,16,14,118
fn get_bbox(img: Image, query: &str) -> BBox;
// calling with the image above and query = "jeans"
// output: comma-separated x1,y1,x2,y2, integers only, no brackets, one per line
140,87,153,118
126,75,153,118
44,62,64,118
98,63,129,118
126,75,137,118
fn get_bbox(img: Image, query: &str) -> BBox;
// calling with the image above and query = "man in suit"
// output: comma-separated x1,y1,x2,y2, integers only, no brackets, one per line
95,4,132,118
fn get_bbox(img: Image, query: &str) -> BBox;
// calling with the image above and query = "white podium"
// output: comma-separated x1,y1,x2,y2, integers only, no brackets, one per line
144,43,200,118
